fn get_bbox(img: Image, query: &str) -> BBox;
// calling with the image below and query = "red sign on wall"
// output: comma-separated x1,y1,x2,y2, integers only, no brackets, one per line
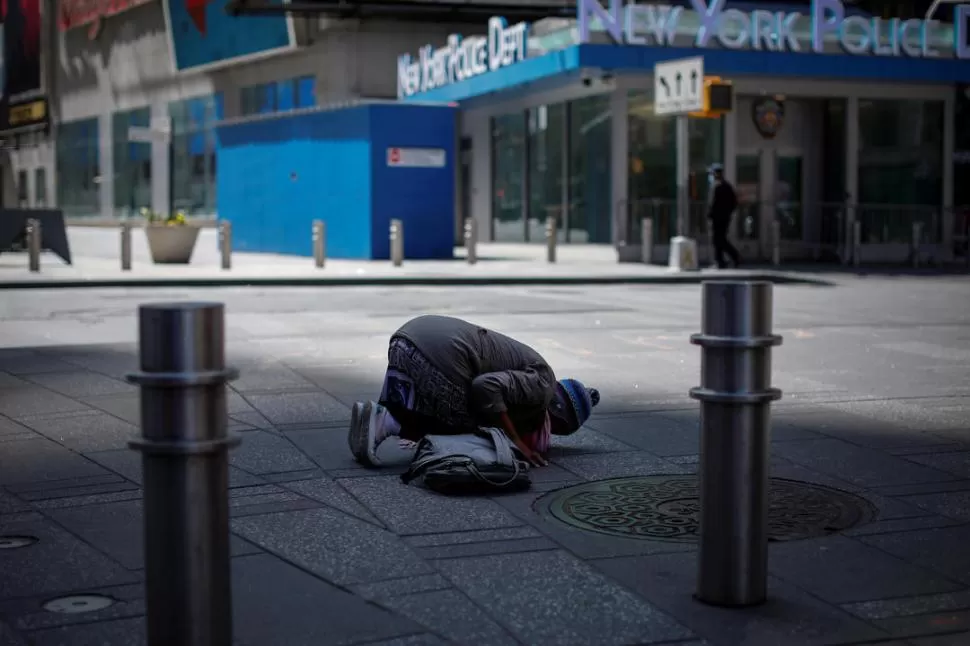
59,0,155,38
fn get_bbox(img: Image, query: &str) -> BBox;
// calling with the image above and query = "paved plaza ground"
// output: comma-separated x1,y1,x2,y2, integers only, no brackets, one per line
0,277,969,645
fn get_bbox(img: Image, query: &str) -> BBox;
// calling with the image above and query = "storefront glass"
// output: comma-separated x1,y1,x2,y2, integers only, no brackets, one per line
56,117,100,218
240,76,316,116
491,112,526,241
169,93,224,217
628,89,723,239
111,107,151,218
569,94,612,243
527,103,566,242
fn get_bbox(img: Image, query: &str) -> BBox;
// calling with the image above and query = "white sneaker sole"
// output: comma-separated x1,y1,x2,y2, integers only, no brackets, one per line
349,401,374,466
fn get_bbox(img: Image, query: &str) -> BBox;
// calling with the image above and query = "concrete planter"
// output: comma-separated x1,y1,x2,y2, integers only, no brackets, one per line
145,225,200,264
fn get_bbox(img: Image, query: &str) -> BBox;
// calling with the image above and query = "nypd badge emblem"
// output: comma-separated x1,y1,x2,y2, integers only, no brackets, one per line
752,97,785,140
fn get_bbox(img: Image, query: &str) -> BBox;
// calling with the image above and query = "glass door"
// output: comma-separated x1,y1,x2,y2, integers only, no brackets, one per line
774,154,804,241
736,153,761,241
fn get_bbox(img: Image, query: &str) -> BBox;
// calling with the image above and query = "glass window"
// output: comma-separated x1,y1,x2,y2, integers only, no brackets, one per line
569,94,612,244
296,75,316,108
34,167,47,207
17,170,28,206
628,89,723,240
527,104,566,242
241,77,316,117
56,117,101,218
491,112,526,241
111,107,151,218
169,93,222,217
858,99,943,207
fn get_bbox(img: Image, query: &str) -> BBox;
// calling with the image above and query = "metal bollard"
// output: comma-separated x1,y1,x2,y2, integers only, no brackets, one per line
641,218,653,265
690,281,783,608
121,223,132,271
219,221,232,271
546,216,557,263
126,303,240,646
912,222,923,269
852,220,862,268
464,218,477,265
26,219,41,272
312,220,326,268
390,219,404,267
771,221,781,267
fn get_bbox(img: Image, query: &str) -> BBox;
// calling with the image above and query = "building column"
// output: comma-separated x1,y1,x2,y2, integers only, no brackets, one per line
723,109,738,239
845,95,859,249
98,112,114,218
610,87,628,246
151,103,171,216
942,89,955,259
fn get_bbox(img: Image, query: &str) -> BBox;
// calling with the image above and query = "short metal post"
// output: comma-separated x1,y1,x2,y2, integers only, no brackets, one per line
912,222,923,269
219,220,231,271
26,219,41,272
312,220,326,268
546,216,557,263
464,217,477,265
390,219,404,267
853,220,862,268
771,220,781,267
690,281,783,608
126,303,240,646
121,222,132,271
641,217,653,265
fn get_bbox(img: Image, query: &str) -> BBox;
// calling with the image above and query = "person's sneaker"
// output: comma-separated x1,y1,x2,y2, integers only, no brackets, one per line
348,401,393,466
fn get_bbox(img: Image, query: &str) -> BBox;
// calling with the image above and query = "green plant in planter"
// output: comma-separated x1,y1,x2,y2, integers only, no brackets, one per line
140,207,188,226
141,207,199,264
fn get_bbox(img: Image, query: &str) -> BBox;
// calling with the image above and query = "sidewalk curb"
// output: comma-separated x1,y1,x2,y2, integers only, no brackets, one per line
0,271,835,289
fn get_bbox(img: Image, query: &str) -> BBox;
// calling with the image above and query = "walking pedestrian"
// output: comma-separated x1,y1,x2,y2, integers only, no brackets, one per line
348,315,600,469
707,163,742,268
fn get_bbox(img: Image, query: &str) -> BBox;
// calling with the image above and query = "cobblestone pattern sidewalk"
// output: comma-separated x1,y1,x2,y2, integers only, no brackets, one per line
0,283,968,645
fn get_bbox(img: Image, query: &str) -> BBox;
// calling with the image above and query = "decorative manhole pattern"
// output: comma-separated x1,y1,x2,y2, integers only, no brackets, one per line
536,476,878,543
43,595,115,614
0,535,38,550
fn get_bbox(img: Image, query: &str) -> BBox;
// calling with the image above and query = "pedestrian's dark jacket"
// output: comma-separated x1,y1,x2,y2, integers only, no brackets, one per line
392,315,555,434
708,180,738,223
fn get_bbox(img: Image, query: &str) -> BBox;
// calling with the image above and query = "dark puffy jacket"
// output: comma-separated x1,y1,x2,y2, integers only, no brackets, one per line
708,180,738,222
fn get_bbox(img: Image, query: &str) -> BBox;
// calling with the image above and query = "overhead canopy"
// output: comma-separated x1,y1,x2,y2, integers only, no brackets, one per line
225,0,575,22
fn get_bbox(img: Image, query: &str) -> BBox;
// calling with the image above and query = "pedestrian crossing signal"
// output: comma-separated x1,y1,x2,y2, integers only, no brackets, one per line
689,77,734,119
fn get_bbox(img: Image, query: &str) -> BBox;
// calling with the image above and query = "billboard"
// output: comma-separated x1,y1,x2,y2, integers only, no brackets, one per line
1,0,48,133
163,0,295,73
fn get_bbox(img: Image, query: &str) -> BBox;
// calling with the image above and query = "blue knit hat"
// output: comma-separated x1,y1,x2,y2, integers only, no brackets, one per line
553,379,600,434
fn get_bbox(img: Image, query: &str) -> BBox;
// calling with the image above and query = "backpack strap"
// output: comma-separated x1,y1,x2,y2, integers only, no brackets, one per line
482,427,516,469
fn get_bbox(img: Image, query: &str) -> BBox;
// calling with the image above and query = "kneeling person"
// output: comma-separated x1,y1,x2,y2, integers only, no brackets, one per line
349,315,599,468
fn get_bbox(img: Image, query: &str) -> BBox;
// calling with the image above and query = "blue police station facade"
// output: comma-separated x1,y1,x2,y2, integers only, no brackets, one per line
389,0,970,262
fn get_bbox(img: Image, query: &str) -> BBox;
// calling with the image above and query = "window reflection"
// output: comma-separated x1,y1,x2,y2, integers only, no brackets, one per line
56,118,100,218
169,94,223,217
528,103,565,242
569,94,612,243
491,112,526,241
240,76,316,117
112,107,151,218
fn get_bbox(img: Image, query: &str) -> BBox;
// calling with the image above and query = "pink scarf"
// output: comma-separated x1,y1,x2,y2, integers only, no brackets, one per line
522,412,552,455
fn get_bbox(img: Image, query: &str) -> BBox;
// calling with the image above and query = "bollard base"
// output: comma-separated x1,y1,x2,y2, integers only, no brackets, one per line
692,591,767,609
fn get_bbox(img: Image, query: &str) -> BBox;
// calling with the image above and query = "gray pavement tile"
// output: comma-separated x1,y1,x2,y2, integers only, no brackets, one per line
229,411,274,429
874,480,970,498
228,430,316,475
227,392,259,415
584,413,699,456
350,574,453,601
229,362,317,393
84,394,139,425
282,478,384,525
338,475,523,535
30,490,143,510
404,527,542,548
0,516,138,599
15,597,145,632
233,553,420,646
0,388,91,419
231,507,434,585
18,413,138,453
433,550,694,645
0,621,28,646
769,535,964,603
888,444,968,457
5,473,125,494
872,609,970,640
15,481,138,502
0,353,77,376
842,589,970,620
900,491,970,522
260,468,325,484
907,632,970,644
46,499,261,569
35,347,137,377
378,589,519,645
28,617,145,646
771,439,958,488
244,391,351,426
843,514,966,537
22,371,135,399
414,536,558,560
360,636,448,646
905,452,970,479
286,427,364,471
553,450,690,480
592,551,887,646
0,372,30,388
773,409,949,449
84,448,263,488
0,417,32,436
0,437,108,485
860,526,970,587
546,428,636,455
0,490,29,514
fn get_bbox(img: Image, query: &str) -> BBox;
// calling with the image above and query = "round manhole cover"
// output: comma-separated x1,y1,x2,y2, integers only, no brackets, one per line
43,595,115,614
536,476,878,543
0,535,37,550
